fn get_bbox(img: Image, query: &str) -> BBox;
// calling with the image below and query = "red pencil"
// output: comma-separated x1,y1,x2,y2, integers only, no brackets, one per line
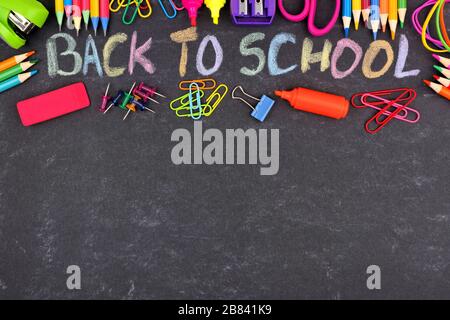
433,75,450,88
362,0,371,24
424,80,450,100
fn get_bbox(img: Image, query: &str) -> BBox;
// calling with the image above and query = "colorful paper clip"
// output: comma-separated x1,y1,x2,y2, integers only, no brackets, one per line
158,0,178,18
170,90,205,111
110,0,152,25
232,86,274,122
351,88,419,134
179,78,217,91
189,82,202,120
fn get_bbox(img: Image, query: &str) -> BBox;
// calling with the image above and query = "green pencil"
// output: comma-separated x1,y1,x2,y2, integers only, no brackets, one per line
0,59,38,83
398,0,407,29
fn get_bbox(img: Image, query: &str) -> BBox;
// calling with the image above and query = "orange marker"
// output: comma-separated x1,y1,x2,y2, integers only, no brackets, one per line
0,51,35,73
424,80,450,100
275,87,349,120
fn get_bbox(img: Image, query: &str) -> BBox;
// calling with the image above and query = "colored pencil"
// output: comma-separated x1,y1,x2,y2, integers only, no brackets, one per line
380,0,388,33
82,0,90,30
0,71,38,94
55,0,64,31
64,0,73,18
0,59,38,83
433,75,450,88
362,0,371,24
91,0,100,36
370,0,380,41
398,0,407,28
343,0,352,38
73,0,82,36
434,65,450,79
388,0,398,40
424,80,450,100
0,51,35,73
432,54,450,69
100,0,110,36
352,0,362,30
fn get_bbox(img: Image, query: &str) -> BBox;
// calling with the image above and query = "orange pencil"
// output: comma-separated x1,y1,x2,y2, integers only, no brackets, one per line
380,0,389,32
424,80,450,100
0,51,35,73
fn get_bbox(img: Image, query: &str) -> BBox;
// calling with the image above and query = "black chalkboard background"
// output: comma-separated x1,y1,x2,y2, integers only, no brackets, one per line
0,0,449,299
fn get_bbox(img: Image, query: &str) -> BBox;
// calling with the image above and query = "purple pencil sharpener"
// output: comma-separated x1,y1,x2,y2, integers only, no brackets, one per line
230,0,276,25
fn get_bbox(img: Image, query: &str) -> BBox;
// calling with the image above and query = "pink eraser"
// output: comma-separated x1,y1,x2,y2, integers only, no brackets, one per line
17,82,90,126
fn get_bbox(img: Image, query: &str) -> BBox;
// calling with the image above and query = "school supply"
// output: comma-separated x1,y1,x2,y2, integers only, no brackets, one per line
73,0,82,36
231,0,275,25
0,59,38,83
56,0,64,31
121,0,152,25
398,0,407,28
370,0,380,40
433,75,450,87
434,65,450,79
352,0,361,30
17,82,90,126
100,0,110,36
82,0,90,30
277,0,340,36
388,0,398,40
342,0,352,38
380,0,389,32
104,91,124,113
433,54,450,68
0,51,35,73
424,80,450,100
133,82,166,104
362,0,370,23
91,0,99,35
0,0,49,49
99,83,110,112
64,0,73,17
158,0,177,19
120,82,137,114
205,0,225,24
232,86,274,122
275,87,349,120
351,88,419,134
413,0,450,53
132,96,155,113
170,79,228,118
181,0,203,26
0,70,38,94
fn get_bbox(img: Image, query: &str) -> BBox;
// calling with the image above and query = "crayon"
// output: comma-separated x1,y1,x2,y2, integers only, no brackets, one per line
370,0,380,40
433,75,450,88
343,0,352,38
0,59,38,83
64,0,73,18
275,87,349,120
398,0,407,28
0,51,35,73
388,0,398,40
434,65,450,79
0,71,38,94
73,0,82,36
380,0,388,33
424,80,450,100
432,54,450,69
91,0,100,36
82,0,90,30
352,0,362,30
362,0,371,24
100,0,110,36
55,0,64,31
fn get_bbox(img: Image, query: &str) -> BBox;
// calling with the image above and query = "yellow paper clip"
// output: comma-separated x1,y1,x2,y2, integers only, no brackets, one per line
203,84,228,116
179,78,217,91
170,90,205,111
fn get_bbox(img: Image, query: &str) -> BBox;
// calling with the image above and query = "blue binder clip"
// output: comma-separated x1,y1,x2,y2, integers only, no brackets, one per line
232,86,275,122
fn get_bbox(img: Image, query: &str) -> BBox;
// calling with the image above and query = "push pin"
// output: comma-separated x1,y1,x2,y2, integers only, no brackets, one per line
133,82,166,104
119,82,137,110
231,86,275,122
99,83,111,112
104,90,124,114
123,103,136,121
133,95,156,113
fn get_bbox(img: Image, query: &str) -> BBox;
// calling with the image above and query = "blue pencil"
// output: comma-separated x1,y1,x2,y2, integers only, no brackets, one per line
370,0,380,40
342,0,352,38
64,0,73,18
0,71,38,94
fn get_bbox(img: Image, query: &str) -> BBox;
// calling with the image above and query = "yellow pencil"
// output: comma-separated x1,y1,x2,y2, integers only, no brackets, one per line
388,0,398,40
352,0,362,30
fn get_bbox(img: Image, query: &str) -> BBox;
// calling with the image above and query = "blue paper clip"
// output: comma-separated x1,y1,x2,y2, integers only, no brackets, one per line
158,0,177,19
189,83,202,120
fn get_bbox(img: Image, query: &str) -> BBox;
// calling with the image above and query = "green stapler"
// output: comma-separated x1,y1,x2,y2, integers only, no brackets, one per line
0,0,49,49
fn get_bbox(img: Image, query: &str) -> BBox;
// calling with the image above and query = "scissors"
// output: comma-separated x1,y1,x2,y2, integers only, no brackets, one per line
277,0,341,37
